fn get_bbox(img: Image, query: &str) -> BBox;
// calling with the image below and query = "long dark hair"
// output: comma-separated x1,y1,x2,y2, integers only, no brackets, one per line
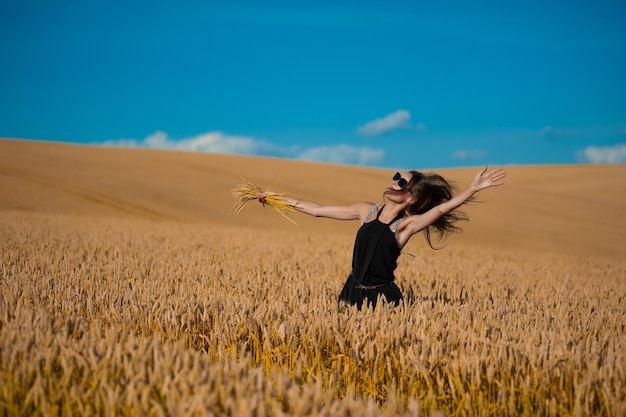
403,170,472,249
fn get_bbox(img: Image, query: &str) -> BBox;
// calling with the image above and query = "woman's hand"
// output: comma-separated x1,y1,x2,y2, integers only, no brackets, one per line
471,166,507,191
257,192,269,205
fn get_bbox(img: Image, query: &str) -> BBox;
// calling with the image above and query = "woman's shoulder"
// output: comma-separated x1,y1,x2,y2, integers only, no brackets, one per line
358,202,379,223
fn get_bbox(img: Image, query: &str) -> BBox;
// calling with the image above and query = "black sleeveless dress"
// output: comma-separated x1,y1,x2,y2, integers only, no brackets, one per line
338,204,404,309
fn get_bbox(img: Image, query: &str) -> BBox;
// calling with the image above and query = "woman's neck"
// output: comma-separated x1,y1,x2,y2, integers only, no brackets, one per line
379,201,406,223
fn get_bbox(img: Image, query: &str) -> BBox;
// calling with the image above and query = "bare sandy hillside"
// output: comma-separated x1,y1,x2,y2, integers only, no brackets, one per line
1,138,625,262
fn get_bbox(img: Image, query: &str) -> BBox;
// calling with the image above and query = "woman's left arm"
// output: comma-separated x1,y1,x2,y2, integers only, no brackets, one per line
402,166,506,236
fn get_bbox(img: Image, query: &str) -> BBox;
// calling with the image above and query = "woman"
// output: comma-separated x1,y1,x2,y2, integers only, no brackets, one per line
258,166,506,309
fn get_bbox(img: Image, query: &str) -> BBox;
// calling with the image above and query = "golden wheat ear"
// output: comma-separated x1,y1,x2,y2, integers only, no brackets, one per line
231,177,298,225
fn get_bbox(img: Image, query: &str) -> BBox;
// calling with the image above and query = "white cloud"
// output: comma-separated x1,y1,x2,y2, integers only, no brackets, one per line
297,144,384,166
577,144,626,164
357,109,413,136
103,130,280,155
451,149,487,160
102,138,139,148
102,131,385,166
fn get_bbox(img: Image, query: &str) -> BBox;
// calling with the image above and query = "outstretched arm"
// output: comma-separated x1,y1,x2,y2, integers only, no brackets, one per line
258,192,373,221
400,166,506,237
440,165,507,210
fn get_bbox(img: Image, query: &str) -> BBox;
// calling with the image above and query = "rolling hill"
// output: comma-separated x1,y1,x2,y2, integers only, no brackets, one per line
1,138,625,262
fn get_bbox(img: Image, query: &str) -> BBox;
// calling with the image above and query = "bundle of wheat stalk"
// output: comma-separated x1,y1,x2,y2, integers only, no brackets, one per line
232,177,298,224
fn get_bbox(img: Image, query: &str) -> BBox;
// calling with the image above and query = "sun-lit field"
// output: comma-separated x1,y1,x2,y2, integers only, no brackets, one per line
1,139,625,416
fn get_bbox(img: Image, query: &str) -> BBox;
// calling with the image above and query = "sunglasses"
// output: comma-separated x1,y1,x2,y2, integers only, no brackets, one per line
393,172,409,188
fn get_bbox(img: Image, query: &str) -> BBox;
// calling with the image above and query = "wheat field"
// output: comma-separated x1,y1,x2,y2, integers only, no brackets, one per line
1,139,625,416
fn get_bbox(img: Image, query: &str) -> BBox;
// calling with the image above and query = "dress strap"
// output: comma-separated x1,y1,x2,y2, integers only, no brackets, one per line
391,217,404,233
363,204,378,223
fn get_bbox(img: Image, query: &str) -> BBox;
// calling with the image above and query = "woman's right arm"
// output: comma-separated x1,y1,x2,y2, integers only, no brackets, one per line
259,193,372,221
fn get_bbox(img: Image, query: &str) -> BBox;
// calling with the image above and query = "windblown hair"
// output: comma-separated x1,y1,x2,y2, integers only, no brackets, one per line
404,170,473,249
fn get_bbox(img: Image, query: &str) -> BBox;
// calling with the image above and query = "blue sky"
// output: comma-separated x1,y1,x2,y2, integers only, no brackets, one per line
1,0,625,169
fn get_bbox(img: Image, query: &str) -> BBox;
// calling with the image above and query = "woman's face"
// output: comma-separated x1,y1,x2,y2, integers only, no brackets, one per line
385,171,413,197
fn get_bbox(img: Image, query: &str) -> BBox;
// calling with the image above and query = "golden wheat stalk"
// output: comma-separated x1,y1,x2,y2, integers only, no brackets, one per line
231,177,298,225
